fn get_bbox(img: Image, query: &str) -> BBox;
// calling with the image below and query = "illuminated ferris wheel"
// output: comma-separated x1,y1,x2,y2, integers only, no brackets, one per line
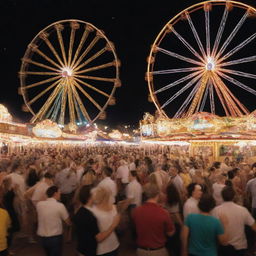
147,1,256,119
19,19,121,128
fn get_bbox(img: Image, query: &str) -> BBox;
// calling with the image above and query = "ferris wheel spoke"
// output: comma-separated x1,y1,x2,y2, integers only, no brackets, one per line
74,74,115,83
74,77,110,98
73,80,102,111
72,90,83,124
199,81,209,112
161,73,202,109
205,7,211,57
185,11,206,57
187,72,210,116
70,84,91,122
23,71,60,76
72,35,100,70
217,71,256,96
31,82,63,122
22,76,60,89
27,78,62,105
218,32,256,63
74,47,107,72
67,83,76,125
154,70,202,94
174,80,200,118
74,62,115,74
216,12,248,60
152,67,203,75
209,81,215,114
220,68,256,80
55,24,68,66
169,26,204,62
30,46,62,69
212,73,247,116
157,47,202,66
68,22,79,67
22,58,59,72
212,6,229,57
46,89,63,121
211,75,230,116
70,26,92,68
59,84,68,126
220,55,256,67
40,34,65,67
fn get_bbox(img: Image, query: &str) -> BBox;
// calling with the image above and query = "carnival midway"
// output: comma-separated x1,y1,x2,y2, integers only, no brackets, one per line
2,1,256,256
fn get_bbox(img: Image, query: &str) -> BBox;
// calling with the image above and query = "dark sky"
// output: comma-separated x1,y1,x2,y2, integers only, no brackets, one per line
0,0,256,129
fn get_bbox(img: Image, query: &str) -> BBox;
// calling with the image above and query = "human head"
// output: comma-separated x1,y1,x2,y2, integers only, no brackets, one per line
102,166,113,177
46,185,60,200
143,183,160,200
79,185,93,205
221,186,235,202
198,194,216,213
93,186,111,205
187,182,202,199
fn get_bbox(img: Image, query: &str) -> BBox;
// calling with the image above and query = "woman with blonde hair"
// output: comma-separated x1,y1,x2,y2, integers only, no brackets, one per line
91,186,119,256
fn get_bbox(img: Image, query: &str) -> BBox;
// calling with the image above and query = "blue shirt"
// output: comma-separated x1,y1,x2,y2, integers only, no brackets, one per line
185,213,224,256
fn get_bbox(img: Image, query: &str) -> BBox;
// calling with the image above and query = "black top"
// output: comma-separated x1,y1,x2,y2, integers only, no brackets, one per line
73,206,99,256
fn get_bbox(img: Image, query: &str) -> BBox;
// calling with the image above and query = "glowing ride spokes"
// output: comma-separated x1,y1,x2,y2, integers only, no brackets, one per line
147,1,256,119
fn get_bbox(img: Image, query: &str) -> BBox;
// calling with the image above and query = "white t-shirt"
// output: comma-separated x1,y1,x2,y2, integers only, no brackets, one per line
36,198,69,237
212,183,225,206
212,201,255,249
91,205,119,255
31,180,50,206
116,165,129,184
183,197,200,219
126,179,142,206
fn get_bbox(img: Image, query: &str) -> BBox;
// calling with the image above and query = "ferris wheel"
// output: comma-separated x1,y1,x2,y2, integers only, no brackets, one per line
147,1,256,119
19,19,121,128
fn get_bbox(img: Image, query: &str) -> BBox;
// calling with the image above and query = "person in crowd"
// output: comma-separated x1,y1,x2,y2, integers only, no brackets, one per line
116,159,130,201
90,187,120,256
246,170,256,219
36,186,71,256
132,183,175,256
97,167,117,204
73,185,120,256
169,165,185,201
0,200,11,256
165,182,183,256
212,174,226,206
183,183,203,219
213,186,256,256
181,194,228,256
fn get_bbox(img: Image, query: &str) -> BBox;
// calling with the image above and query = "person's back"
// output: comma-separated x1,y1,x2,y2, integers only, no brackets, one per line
132,183,174,256
212,186,256,254
185,213,224,256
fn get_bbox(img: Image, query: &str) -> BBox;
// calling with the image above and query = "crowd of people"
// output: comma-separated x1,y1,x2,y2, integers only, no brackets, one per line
0,145,256,256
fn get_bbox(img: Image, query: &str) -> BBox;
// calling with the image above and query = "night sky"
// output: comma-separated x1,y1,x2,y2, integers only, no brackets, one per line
0,0,256,129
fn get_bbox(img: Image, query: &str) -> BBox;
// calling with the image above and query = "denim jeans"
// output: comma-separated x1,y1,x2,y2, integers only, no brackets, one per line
40,235,63,256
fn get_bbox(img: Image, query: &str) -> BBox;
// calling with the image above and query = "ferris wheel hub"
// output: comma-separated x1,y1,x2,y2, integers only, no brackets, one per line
61,67,73,77
205,57,215,71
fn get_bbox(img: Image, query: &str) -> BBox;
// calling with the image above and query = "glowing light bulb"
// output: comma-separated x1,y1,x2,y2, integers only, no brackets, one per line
61,67,73,77
205,57,215,71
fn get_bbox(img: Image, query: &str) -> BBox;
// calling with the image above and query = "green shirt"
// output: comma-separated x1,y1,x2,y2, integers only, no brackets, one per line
185,213,224,256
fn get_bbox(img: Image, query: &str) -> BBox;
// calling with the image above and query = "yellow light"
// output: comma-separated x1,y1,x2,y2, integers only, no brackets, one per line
61,67,73,77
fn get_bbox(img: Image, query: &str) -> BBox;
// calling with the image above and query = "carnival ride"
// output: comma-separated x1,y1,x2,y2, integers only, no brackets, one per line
146,0,256,119
142,0,256,160
19,19,121,131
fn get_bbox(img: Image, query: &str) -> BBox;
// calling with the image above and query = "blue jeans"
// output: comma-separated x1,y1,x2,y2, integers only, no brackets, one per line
40,235,63,256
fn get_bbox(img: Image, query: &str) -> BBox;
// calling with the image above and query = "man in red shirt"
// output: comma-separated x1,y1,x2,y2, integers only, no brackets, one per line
132,183,175,256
